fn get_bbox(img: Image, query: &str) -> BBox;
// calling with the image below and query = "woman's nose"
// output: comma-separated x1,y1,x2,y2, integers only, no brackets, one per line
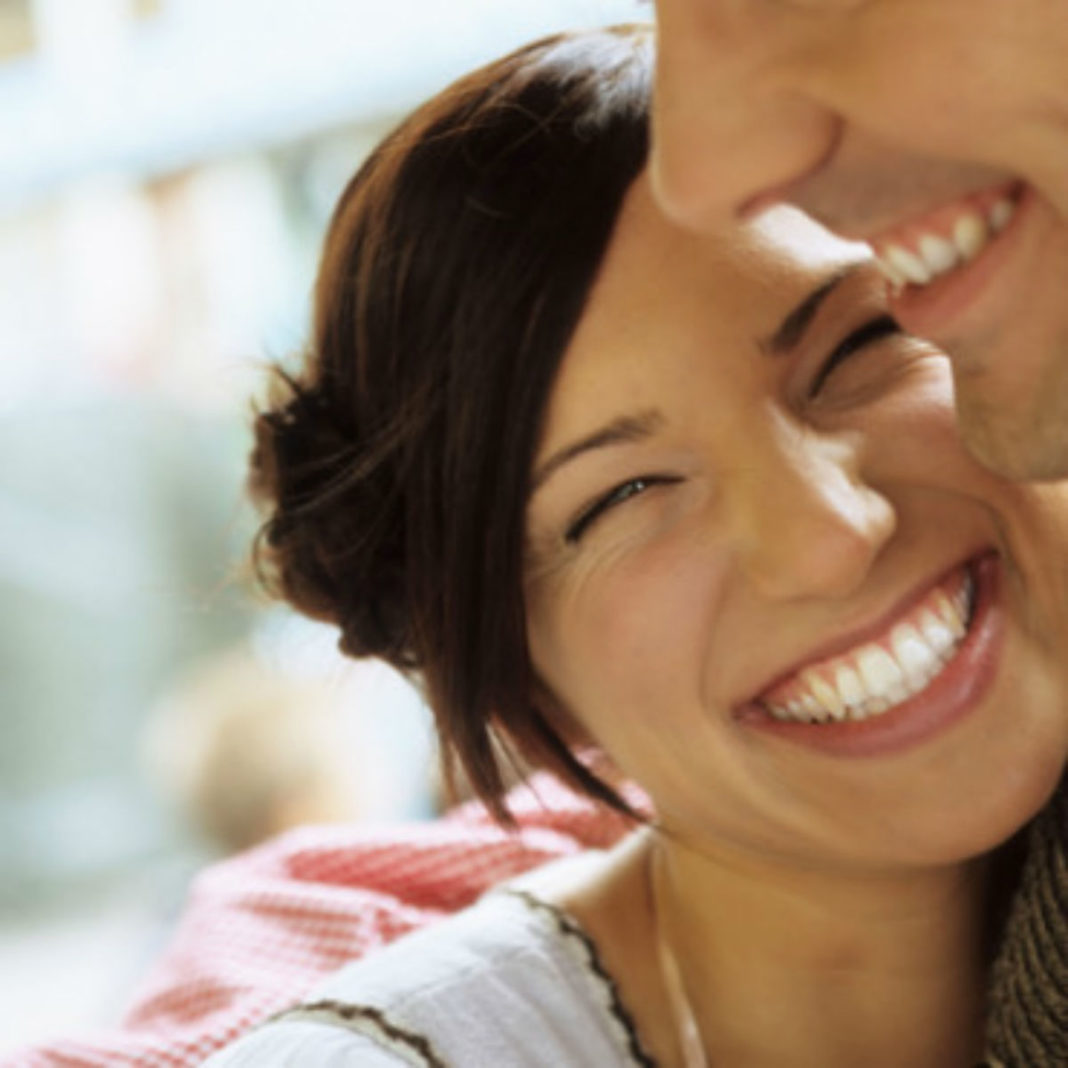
650,0,839,229
725,428,896,603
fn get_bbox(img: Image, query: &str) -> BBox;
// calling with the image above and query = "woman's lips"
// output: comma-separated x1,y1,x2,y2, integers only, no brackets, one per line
736,553,1003,758
760,567,972,724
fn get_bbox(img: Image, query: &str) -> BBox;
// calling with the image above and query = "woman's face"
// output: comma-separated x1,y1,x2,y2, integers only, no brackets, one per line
524,178,1068,875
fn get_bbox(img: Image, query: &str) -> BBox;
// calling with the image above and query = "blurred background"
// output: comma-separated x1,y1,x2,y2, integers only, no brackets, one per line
0,0,646,1052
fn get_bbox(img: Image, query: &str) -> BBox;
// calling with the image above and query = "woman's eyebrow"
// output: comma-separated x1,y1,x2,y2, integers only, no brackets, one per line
760,265,858,356
530,410,664,493
529,267,862,494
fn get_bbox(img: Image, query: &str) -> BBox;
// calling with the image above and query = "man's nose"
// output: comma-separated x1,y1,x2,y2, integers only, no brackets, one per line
650,0,839,229
724,427,896,603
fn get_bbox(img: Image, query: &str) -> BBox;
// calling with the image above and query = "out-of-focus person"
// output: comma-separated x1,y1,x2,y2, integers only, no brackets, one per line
143,645,377,854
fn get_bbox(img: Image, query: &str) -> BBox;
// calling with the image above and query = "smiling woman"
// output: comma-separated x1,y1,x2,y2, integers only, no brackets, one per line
207,24,1068,1068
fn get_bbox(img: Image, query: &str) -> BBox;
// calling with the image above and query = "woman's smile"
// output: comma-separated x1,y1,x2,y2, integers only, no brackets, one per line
756,559,975,723
739,551,1004,758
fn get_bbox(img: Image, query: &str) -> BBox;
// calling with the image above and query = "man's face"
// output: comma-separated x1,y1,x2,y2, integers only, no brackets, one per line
651,0,1068,480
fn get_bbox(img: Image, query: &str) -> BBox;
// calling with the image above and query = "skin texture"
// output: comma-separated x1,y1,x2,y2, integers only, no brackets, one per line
649,0,1068,480
524,179,1068,1064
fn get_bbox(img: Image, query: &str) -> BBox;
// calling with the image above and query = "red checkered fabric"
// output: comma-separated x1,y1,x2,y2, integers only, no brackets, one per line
3,776,638,1068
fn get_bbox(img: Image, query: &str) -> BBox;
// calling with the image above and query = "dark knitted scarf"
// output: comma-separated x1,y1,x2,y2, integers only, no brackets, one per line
985,773,1068,1066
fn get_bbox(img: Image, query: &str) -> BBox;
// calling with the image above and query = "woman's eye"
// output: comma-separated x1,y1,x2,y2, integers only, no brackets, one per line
808,314,902,399
565,476,680,544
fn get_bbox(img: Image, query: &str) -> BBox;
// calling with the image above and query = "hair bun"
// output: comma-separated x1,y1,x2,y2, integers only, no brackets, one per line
250,372,413,667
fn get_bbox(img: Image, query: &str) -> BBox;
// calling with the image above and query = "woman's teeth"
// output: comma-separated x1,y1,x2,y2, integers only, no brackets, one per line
762,571,974,725
873,197,1017,292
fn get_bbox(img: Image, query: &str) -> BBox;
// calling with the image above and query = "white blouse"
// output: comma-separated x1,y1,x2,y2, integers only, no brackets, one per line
201,888,656,1067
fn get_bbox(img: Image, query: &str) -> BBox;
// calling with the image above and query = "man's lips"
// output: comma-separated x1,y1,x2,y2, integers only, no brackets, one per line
864,182,1022,291
879,183,1036,344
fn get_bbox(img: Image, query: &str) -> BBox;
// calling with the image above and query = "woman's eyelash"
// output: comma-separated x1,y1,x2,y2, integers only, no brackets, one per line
565,475,680,544
808,314,902,398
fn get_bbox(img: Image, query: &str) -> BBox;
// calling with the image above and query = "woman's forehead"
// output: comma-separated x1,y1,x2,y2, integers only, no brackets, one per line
534,184,878,462
571,179,873,360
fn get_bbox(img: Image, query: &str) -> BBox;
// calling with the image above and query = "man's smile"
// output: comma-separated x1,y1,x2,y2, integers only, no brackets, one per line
868,183,1022,293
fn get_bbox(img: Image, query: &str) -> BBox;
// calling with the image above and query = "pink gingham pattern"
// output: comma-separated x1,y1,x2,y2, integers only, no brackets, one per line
3,776,637,1068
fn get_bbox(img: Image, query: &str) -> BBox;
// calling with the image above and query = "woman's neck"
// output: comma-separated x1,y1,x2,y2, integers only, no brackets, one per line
655,832,990,1068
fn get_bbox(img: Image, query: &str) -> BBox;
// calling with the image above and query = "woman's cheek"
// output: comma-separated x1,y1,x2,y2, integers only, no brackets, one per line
532,530,730,719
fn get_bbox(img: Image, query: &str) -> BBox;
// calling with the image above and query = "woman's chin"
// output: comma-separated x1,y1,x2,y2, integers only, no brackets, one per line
906,750,1066,868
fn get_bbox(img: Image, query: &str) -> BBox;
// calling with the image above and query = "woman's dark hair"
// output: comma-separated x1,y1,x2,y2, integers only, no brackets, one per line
252,25,653,820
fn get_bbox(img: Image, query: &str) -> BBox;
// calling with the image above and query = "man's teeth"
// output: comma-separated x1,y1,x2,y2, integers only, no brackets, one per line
764,573,973,725
875,197,1017,291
